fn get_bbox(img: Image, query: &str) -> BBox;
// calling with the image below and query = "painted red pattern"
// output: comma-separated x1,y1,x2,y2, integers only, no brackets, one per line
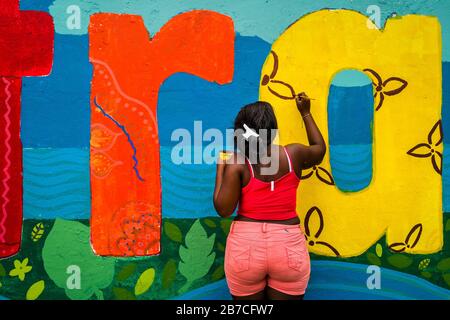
0,0,54,258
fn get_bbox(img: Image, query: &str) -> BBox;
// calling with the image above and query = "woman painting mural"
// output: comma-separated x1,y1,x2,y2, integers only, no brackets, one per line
213,93,326,300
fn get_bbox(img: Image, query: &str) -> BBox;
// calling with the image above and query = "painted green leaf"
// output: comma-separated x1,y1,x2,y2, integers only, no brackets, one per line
366,252,381,266
418,258,431,271
113,287,136,300
31,222,45,242
26,280,45,300
387,254,413,269
445,218,450,232
211,265,224,281
179,219,216,293
116,263,137,282
443,273,450,288
0,263,5,277
164,221,182,243
421,271,432,279
134,268,155,296
437,258,450,272
375,243,383,258
216,242,225,252
42,219,116,300
220,219,232,235
203,219,217,228
162,259,177,289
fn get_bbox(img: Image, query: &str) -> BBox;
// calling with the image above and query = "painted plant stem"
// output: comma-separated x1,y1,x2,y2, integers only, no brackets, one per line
179,280,193,294
95,289,105,300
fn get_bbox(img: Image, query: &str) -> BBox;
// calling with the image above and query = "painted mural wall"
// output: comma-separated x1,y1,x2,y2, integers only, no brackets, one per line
0,0,449,300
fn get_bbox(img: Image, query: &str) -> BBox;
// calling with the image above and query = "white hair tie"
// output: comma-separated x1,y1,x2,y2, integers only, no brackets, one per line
242,123,259,140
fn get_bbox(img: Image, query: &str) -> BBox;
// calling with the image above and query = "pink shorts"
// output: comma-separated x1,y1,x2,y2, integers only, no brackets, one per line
224,220,311,297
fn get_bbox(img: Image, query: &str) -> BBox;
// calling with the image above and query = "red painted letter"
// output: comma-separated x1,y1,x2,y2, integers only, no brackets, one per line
0,0,54,258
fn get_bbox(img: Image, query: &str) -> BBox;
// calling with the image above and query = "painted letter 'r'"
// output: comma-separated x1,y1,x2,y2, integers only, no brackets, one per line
89,11,234,256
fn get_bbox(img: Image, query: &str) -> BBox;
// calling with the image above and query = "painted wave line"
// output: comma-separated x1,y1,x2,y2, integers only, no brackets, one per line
24,200,89,212
24,171,86,180
330,163,372,176
332,174,372,184
0,78,12,241
24,189,89,201
25,182,88,194
24,161,87,170
162,168,215,183
161,178,214,189
23,177,86,189
163,188,212,204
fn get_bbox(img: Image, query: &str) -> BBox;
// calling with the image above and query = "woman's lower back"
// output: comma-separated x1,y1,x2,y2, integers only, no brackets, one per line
234,214,300,225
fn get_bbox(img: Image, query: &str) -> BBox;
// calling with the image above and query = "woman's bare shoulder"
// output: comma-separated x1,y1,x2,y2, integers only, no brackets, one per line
284,143,309,163
285,143,308,154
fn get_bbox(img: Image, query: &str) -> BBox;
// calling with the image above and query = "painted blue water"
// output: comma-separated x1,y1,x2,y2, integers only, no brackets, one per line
161,146,218,218
329,144,373,192
23,148,90,219
21,143,450,219
175,261,450,300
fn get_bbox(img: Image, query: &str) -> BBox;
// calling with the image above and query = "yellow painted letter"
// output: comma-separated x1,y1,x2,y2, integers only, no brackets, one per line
260,10,442,257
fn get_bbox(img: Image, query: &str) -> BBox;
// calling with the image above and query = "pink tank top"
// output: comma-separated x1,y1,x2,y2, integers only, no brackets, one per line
237,147,300,220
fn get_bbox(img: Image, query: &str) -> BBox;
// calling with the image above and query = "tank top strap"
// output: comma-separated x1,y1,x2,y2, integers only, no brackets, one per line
245,157,255,177
283,146,293,173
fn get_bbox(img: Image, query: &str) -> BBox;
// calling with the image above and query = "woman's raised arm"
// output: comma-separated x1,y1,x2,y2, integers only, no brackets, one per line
287,92,326,170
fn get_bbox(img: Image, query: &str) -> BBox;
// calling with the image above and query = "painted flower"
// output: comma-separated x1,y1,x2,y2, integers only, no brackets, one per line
261,50,298,100
389,223,423,253
301,165,335,185
117,219,160,256
113,202,161,256
304,206,340,256
9,258,32,281
363,68,408,111
407,120,443,175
